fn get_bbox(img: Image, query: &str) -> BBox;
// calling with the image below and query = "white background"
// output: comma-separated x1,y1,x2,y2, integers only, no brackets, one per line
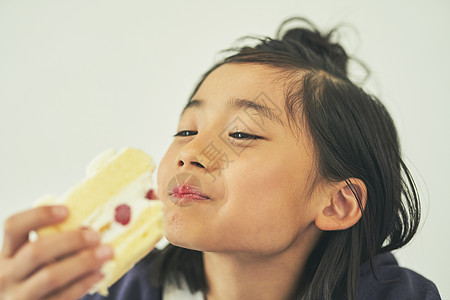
1,0,449,298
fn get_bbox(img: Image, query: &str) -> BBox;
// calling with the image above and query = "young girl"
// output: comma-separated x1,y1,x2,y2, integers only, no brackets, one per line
0,18,441,300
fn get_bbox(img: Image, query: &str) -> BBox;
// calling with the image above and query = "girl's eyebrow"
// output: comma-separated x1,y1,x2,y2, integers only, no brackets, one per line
181,99,203,115
228,97,284,126
182,98,284,126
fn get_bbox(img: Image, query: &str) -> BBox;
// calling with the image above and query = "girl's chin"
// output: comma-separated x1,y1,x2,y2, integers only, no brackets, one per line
164,229,225,252
164,235,204,251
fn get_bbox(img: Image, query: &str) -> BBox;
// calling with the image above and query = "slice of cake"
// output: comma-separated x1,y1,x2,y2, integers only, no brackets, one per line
35,148,164,296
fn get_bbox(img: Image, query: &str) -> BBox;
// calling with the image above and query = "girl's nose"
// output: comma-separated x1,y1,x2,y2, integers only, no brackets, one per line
176,135,223,176
176,139,208,170
178,159,205,169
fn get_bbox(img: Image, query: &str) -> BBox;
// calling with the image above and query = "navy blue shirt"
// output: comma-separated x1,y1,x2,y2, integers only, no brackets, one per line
81,252,441,299
357,252,441,299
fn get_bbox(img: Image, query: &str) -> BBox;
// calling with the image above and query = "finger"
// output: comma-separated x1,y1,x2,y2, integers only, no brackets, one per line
24,244,113,299
44,271,104,300
1,206,68,258
13,229,100,280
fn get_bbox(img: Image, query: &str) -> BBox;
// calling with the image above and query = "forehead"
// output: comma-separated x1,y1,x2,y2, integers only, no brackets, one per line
189,63,289,123
192,63,285,106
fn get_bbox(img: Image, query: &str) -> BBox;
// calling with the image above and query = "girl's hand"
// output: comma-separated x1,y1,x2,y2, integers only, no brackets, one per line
0,206,114,300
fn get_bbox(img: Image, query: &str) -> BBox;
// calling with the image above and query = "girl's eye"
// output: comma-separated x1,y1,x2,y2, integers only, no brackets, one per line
229,132,262,140
174,130,197,137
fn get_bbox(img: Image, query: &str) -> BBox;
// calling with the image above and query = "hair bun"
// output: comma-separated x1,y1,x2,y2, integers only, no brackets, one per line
277,18,349,75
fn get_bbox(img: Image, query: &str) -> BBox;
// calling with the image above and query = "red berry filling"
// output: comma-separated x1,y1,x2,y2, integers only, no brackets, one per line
145,189,157,200
115,204,131,225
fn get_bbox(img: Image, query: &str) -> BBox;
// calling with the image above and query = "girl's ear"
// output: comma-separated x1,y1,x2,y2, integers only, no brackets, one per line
315,178,367,231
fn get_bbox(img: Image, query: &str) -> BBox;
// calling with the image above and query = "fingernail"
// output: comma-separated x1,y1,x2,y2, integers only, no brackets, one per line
83,230,99,245
52,206,68,218
95,245,113,260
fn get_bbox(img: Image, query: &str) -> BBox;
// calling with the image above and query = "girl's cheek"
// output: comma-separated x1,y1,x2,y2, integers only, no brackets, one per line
157,146,174,196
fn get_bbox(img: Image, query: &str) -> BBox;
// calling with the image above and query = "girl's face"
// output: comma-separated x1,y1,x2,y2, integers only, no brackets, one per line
157,63,323,256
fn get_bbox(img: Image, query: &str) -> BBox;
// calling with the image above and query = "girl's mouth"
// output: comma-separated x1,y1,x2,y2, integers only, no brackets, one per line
169,183,211,206
167,173,211,206
171,184,210,199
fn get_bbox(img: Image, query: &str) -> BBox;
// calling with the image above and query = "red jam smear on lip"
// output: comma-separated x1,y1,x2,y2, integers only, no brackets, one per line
173,184,205,197
115,204,131,225
145,189,157,200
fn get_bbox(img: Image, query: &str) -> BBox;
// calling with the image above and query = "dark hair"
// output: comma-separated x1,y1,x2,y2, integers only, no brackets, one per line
150,17,420,300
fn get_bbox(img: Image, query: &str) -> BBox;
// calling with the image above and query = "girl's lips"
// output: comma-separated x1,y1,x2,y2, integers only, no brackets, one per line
169,184,211,206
